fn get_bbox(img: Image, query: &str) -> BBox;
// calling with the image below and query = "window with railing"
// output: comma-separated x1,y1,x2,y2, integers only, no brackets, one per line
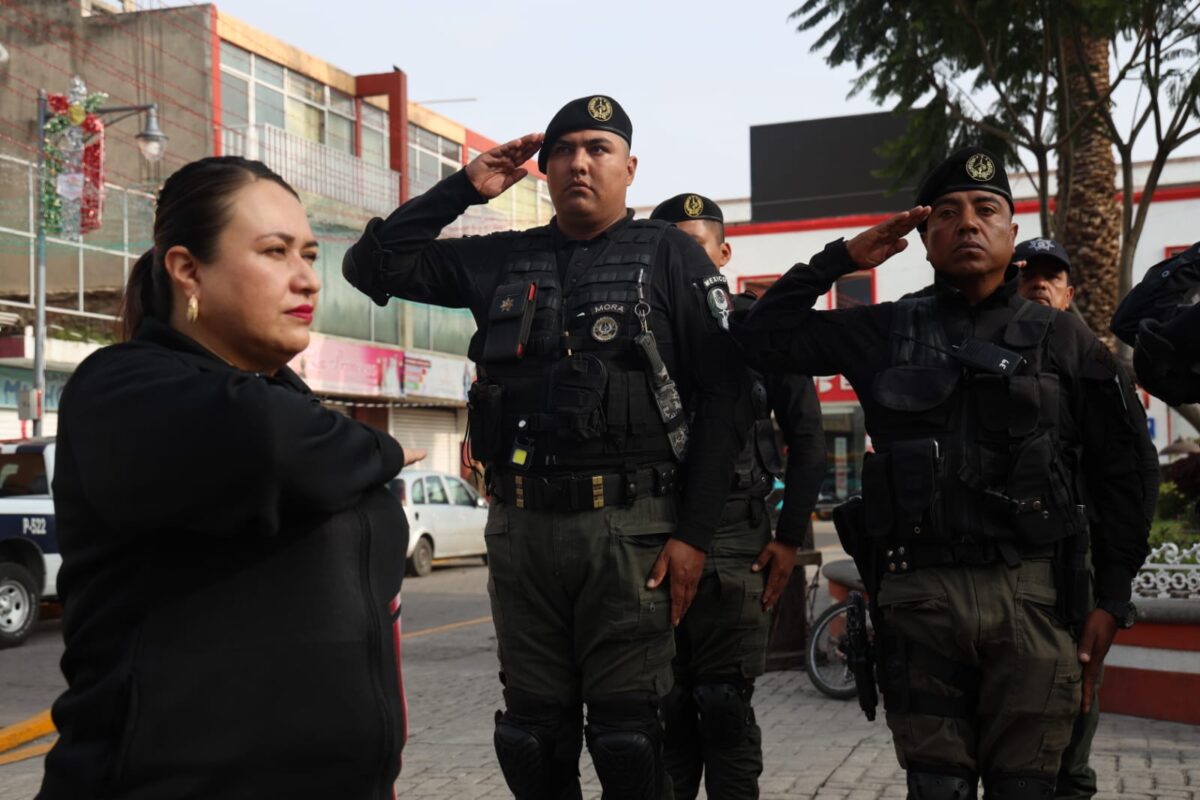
408,124,461,196
219,41,387,160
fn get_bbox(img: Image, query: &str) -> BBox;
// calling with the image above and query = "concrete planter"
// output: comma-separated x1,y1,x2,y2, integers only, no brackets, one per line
1098,598,1200,725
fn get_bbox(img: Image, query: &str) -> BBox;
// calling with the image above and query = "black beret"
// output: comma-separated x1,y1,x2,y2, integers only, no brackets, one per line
537,95,632,172
649,193,724,225
915,146,1014,211
1014,237,1071,273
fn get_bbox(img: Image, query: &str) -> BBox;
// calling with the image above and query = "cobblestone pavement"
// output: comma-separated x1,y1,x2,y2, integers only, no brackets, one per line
3,556,1199,799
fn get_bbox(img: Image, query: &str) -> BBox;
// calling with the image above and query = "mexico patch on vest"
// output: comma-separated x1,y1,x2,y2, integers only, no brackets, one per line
707,286,732,331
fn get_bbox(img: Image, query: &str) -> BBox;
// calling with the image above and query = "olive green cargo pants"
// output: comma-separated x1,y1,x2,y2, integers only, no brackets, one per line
664,499,772,800
485,493,678,798
1055,665,1101,798
877,557,1082,787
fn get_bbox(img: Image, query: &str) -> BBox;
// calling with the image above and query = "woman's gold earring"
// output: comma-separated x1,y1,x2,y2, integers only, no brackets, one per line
187,295,199,324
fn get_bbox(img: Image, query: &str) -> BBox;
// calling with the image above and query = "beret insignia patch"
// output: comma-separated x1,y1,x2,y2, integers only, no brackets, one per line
587,96,613,122
965,153,996,182
683,195,705,218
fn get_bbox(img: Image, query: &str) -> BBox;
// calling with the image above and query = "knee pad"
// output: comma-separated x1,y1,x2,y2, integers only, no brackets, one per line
983,774,1055,799
494,688,583,800
585,692,664,800
907,768,978,800
692,681,753,749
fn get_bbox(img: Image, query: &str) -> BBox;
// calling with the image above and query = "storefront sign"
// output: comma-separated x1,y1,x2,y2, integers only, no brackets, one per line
815,374,858,404
289,333,405,398
403,353,471,402
0,367,69,411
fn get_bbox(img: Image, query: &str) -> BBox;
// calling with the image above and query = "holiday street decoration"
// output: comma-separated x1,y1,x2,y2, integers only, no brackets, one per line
41,76,107,240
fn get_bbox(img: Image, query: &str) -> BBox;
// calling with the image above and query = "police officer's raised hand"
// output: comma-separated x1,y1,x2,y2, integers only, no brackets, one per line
752,540,797,611
647,538,706,626
1077,608,1119,712
465,133,545,199
845,206,932,270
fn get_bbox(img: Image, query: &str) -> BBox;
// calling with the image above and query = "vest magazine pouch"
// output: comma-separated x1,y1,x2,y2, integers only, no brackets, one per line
872,366,960,412
861,452,894,540
1006,431,1069,545
753,418,785,478
890,439,941,536
973,374,1010,438
467,380,505,464
482,281,537,363
549,353,608,442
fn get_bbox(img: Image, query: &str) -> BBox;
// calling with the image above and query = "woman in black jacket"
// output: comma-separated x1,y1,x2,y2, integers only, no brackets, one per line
38,157,411,799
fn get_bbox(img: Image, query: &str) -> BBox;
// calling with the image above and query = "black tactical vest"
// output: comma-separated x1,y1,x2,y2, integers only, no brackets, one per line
861,294,1085,552
467,220,676,473
730,295,785,499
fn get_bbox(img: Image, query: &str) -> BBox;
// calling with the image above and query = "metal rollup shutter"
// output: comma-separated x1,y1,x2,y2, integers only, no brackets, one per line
388,407,464,475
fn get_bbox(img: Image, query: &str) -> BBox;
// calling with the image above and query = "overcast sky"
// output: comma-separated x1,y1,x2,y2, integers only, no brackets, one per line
206,0,1199,208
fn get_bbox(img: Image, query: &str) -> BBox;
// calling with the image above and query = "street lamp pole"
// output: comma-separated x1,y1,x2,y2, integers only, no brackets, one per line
32,90,48,438
30,85,166,438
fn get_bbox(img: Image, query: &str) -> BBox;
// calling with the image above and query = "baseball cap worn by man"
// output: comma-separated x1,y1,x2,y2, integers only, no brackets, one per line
537,95,633,172
1014,237,1071,274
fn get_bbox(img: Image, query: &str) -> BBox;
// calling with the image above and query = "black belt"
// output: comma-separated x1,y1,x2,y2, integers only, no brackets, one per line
493,463,678,512
719,496,767,527
885,540,1058,574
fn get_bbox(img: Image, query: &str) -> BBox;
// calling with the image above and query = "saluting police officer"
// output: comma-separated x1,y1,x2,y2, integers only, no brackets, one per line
1011,236,1099,800
1111,241,1200,406
649,193,825,800
736,148,1159,800
343,96,749,800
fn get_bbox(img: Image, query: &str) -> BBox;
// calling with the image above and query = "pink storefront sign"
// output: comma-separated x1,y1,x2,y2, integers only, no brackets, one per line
289,333,405,398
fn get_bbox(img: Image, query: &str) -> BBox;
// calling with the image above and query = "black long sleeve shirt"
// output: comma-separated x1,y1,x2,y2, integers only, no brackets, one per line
342,170,749,550
736,239,1159,602
768,370,826,546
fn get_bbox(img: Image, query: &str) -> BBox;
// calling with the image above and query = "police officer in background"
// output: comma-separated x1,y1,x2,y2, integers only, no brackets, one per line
1012,235,1100,800
1014,237,1074,312
1111,241,1200,406
343,96,749,800
650,193,825,799
736,147,1158,799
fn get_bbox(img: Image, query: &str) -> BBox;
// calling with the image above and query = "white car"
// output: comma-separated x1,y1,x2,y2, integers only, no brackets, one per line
388,470,489,577
0,439,58,649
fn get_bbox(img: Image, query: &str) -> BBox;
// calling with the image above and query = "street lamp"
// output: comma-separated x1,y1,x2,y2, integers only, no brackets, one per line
32,87,167,437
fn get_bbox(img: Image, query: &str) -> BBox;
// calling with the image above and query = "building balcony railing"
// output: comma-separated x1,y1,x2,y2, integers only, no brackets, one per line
222,124,401,217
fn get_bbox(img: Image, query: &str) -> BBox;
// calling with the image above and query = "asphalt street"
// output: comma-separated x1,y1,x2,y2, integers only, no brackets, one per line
2,532,1198,799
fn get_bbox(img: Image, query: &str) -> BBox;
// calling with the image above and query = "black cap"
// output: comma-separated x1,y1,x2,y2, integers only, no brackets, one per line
649,193,724,225
1014,237,1071,273
915,146,1014,211
537,95,632,172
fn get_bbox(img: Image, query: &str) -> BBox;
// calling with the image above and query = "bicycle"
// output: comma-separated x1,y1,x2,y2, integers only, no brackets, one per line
805,560,873,700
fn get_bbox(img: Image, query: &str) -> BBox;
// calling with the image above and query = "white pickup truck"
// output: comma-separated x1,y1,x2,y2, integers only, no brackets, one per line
0,438,57,648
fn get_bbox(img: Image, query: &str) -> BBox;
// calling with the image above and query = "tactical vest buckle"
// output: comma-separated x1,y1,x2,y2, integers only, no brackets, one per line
591,475,604,509
885,546,913,574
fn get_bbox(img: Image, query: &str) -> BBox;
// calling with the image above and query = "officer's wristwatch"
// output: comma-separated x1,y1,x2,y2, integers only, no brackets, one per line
1097,598,1138,629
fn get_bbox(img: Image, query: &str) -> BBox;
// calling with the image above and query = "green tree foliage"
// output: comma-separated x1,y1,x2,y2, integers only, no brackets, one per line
792,0,1200,281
